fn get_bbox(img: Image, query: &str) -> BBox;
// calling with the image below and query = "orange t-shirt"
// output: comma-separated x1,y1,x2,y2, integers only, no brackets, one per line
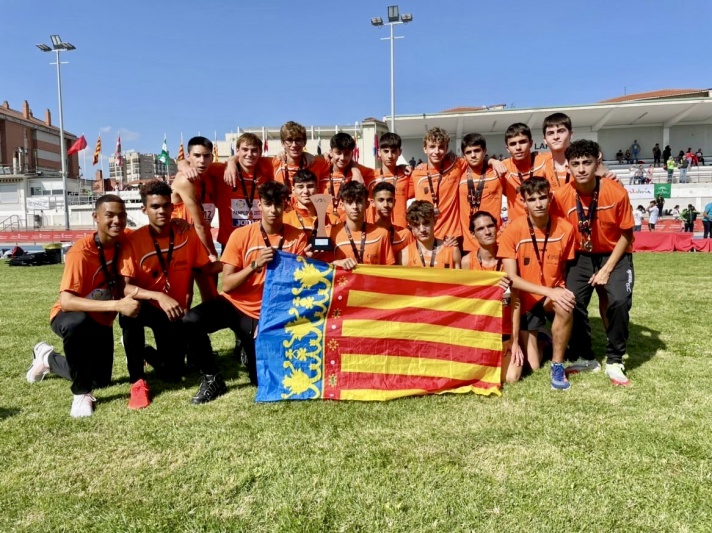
319,163,375,220
410,156,466,239
467,251,512,336
326,222,396,265
283,206,340,238
171,174,216,226
497,215,576,314
539,152,573,192
502,152,550,221
364,166,413,227
402,241,457,269
550,179,635,254
121,225,210,310
272,155,330,190
50,233,131,327
220,223,307,319
458,166,504,252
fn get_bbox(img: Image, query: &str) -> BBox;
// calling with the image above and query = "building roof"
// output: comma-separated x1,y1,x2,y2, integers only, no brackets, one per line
0,101,77,138
600,89,709,103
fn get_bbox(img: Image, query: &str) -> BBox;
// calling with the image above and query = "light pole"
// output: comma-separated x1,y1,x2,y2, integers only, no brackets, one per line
37,35,76,230
371,5,413,133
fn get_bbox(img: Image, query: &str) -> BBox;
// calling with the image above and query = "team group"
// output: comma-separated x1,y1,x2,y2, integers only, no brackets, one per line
27,113,635,417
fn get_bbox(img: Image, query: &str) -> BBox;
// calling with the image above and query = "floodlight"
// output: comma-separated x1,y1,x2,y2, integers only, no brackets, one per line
387,5,399,22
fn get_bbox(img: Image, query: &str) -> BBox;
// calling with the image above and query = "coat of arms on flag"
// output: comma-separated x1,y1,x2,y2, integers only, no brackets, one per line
255,252,504,402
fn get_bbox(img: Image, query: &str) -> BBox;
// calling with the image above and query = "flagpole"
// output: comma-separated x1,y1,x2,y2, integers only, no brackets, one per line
81,133,86,182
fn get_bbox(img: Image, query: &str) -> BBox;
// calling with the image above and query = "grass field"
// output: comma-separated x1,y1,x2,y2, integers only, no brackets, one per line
1,253,710,532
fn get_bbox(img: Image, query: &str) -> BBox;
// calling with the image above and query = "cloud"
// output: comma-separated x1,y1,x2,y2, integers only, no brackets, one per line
100,126,112,133
117,128,140,142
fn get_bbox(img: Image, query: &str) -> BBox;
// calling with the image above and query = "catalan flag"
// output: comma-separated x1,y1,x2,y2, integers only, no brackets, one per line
213,141,220,162
255,252,504,402
177,142,185,161
92,136,101,165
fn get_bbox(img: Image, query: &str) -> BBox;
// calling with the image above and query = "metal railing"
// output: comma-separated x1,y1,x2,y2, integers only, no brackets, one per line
0,215,22,231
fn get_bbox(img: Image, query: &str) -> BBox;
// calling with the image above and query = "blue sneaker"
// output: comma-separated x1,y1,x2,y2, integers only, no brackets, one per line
551,363,570,391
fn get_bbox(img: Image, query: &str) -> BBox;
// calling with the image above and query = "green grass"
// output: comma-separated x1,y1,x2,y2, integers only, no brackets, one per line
1,253,710,532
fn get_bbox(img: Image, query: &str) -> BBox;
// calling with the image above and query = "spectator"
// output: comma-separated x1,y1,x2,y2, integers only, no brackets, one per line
633,205,645,232
656,194,665,219
645,164,654,184
677,150,685,163
408,156,416,168
682,204,698,232
647,201,659,231
662,144,672,163
671,205,681,220
616,149,624,164
696,148,705,165
631,139,641,162
652,143,662,167
634,164,645,184
679,156,690,183
703,201,712,238
628,164,637,185
624,149,632,164
666,156,676,182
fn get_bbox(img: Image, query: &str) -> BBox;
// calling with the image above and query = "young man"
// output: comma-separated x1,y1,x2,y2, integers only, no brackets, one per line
647,200,659,231
458,133,503,252
272,121,330,190
171,136,219,261
400,200,460,268
283,169,340,237
326,181,395,269
322,132,371,218
26,195,140,418
498,177,576,390
371,181,413,256
541,113,575,192
501,123,551,222
120,180,217,409
551,140,635,386
182,182,307,393
410,127,467,242
461,211,513,383
365,132,412,227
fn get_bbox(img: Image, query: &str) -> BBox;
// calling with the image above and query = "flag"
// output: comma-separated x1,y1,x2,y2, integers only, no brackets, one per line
115,135,123,168
373,134,380,159
177,142,185,161
67,135,87,155
92,136,101,165
230,138,235,156
158,137,170,165
317,138,322,156
353,133,360,162
255,252,504,402
263,137,269,153
213,142,219,162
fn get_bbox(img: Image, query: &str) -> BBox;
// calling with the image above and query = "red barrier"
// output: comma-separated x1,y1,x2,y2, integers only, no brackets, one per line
0,230,94,243
633,233,711,252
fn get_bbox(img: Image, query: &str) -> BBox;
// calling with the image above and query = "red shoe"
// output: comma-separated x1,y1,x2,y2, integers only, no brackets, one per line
128,379,151,409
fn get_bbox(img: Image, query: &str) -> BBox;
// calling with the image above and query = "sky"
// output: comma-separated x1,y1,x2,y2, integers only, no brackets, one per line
2,0,711,159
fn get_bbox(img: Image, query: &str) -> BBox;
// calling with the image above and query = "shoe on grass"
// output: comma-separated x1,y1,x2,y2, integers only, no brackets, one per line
191,373,227,405
128,379,151,410
566,357,601,375
26,342,53,383
605,363,630,387
550,363,571,391
70,393,95,418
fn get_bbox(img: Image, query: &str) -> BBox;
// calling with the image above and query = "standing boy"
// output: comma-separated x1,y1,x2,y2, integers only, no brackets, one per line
371,181,413,255
400,200,460,268
366,132,412,227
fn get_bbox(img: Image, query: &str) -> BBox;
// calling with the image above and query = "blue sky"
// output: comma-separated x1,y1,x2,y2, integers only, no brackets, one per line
2,0,711,158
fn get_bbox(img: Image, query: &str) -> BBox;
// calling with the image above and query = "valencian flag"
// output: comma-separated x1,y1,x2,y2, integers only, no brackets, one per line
177,141,185,161
263,137,269,153
255,252,504,402
373,133,380,159
92,136,101,165
212,141,219,162
67,135,87,155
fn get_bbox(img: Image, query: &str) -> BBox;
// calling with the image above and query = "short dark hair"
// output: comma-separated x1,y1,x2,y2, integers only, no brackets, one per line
542,113,572,135
461,133,487,152
379,132,402,150
372,181,395,197
188,136,213,152
140,180,172,205
407,200,435,226
340,181,367,203
258,181,289,205
505,123,532,142
519,176,550,199
330,132,356,151
293,169,317,185
95,194,124,211
565,140,600,161
471,210,497,229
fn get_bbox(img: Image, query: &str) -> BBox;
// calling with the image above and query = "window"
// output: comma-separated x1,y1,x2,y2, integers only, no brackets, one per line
0,184,19,203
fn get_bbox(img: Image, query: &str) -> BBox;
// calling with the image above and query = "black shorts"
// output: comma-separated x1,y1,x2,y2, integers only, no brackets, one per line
648,223,656,230
521,300,553,331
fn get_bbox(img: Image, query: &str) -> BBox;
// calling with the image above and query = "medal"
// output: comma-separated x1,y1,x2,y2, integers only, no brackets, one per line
433,206,440,217
582,239,593,252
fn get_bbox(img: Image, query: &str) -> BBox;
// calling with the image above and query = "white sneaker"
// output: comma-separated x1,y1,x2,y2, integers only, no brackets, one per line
70,393,96,418
26,342,53,383
566,358,601,375
605,363,631,387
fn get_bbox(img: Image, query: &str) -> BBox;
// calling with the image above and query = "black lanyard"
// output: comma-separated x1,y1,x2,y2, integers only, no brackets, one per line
476,249,502,272
235,164,258,210
516,153,537,184
260,224,284,251
550,159,571,187
417,240,438,267
575,178,600,252
328,165,346,210
282,155,305,190
389,225,395,245
467,167,487,231
426,161,446,216
344,222,366,264
150,227,174,293
94,233,120,299
526,217,551,283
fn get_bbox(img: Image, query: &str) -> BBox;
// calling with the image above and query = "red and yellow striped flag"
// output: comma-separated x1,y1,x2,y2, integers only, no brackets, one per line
177,142,185,161
92,136,101,165
213,142,219,162
256,253,504,402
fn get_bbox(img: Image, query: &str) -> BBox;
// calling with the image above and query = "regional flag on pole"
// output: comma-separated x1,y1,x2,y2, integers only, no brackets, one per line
115,135,123,168
158,137,170,165
67,135,87,155
213,142,220,162
255,252,504,402
373,133,380,159
177,142,185,161
92,136,101,165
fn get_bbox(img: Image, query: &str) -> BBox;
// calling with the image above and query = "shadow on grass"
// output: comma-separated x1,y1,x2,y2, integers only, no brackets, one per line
589,317,665,371
0,407,21,419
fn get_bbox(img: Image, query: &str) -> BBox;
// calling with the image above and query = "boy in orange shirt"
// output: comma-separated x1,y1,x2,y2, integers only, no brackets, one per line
182,182,307,392
283,169,340,237
326,181,395,269
458,133,504,252
322,132,371,218
371,181,413,255
498,177,576,390
551,140,635,386
271,121,330,190
365,132,412,227
26,195,141,418
120,180,217,409
400,200,460,268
